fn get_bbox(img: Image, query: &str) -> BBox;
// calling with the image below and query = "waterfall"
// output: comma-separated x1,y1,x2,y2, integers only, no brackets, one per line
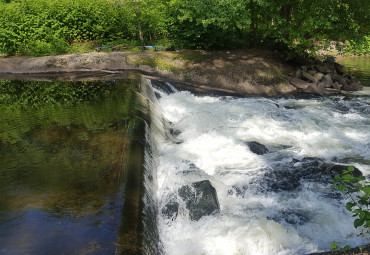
148,79,370,254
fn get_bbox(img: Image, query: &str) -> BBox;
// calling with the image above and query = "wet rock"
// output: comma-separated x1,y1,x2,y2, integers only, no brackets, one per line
178,180,220,221
169,128,181,136
161,201,179,220
329,164,362,177
246,141,269,155
268,208,311,225
264,170,301,191
179,161,202,174
291,157,334,182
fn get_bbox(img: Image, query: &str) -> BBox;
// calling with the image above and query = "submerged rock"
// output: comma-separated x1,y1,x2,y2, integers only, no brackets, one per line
161,201,179,220
268,208,311,226
329,164,362,177
246,141,269,155
178,180,220,221
264,170,301,191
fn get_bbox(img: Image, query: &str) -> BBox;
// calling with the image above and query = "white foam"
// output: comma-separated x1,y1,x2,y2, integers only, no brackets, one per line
155,90,370,254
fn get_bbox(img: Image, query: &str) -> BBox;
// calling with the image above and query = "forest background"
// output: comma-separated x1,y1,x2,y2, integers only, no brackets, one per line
0,0,369,57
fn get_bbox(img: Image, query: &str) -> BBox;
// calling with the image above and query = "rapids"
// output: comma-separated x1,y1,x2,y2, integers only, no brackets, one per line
148,80,370,255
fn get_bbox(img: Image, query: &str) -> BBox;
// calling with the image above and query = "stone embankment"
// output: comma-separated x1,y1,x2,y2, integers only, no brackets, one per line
288,57,363,95
0,50,364,96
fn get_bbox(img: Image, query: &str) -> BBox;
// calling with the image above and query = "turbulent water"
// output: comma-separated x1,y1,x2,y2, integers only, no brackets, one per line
149,81,370,255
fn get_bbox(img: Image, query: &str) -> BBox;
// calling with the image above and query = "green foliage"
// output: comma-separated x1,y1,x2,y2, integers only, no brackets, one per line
0,0,138,55
331,241,351,253
344,36,370,56
0,0,369,55
331,166,370,252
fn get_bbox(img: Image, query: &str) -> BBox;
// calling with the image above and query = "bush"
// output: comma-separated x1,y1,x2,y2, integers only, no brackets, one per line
0,0,136,55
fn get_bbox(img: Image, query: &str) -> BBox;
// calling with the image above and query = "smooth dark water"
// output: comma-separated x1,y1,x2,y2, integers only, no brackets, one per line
338,56,370,87
0,79,142,254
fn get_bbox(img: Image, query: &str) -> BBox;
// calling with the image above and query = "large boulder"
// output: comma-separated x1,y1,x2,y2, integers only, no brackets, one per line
246,141,269,155
313,72,324,81
321,74,334,88
302,70,318,83
334,62,345,74
289,77,311,89
315,64,332,74
303,84,328,95
178,180,220,221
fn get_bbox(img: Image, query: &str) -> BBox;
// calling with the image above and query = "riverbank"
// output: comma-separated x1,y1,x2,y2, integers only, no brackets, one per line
0,49,364,96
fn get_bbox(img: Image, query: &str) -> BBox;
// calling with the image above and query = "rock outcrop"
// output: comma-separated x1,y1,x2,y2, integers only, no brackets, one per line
288,58,363,95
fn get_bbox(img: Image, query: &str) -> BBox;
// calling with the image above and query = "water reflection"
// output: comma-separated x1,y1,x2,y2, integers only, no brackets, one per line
0,79,139,254
338,56,370,87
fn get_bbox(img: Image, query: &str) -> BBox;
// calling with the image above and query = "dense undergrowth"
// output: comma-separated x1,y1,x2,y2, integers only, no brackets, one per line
0,0,369,57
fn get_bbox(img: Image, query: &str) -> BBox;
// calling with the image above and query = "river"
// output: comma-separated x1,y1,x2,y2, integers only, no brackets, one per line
0,68,369,254
0,79,150,254
338,56,370,87
151,81,370,254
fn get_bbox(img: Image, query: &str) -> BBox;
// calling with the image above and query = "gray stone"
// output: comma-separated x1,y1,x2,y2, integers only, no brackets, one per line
161,201,179,220
178,180,220,221
342,84,356,91
246,141,269,155
308,70,316,76
332,74,347,86
317,82,326,90
315,64,332,74
301,66,308,72
302,71,317,83
332,82,342,90
334,62,345,74
329,164,362,178
289,77,310,89
321,74,333,88
313,72,324,81
295,69,302,79
343,82,363,91
303,84,328,95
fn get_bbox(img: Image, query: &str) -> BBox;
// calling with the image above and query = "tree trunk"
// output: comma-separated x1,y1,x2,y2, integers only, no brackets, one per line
249,1,257,46
135,0,144,44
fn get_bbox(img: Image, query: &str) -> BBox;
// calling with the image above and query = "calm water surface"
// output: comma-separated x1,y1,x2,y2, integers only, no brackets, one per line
0,79,140,254
338,56,370,87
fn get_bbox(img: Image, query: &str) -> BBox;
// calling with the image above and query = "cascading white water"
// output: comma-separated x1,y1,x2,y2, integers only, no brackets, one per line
150,81,370,255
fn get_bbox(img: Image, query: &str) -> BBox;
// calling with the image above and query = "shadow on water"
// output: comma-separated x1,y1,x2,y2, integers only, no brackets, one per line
0,77,159,254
